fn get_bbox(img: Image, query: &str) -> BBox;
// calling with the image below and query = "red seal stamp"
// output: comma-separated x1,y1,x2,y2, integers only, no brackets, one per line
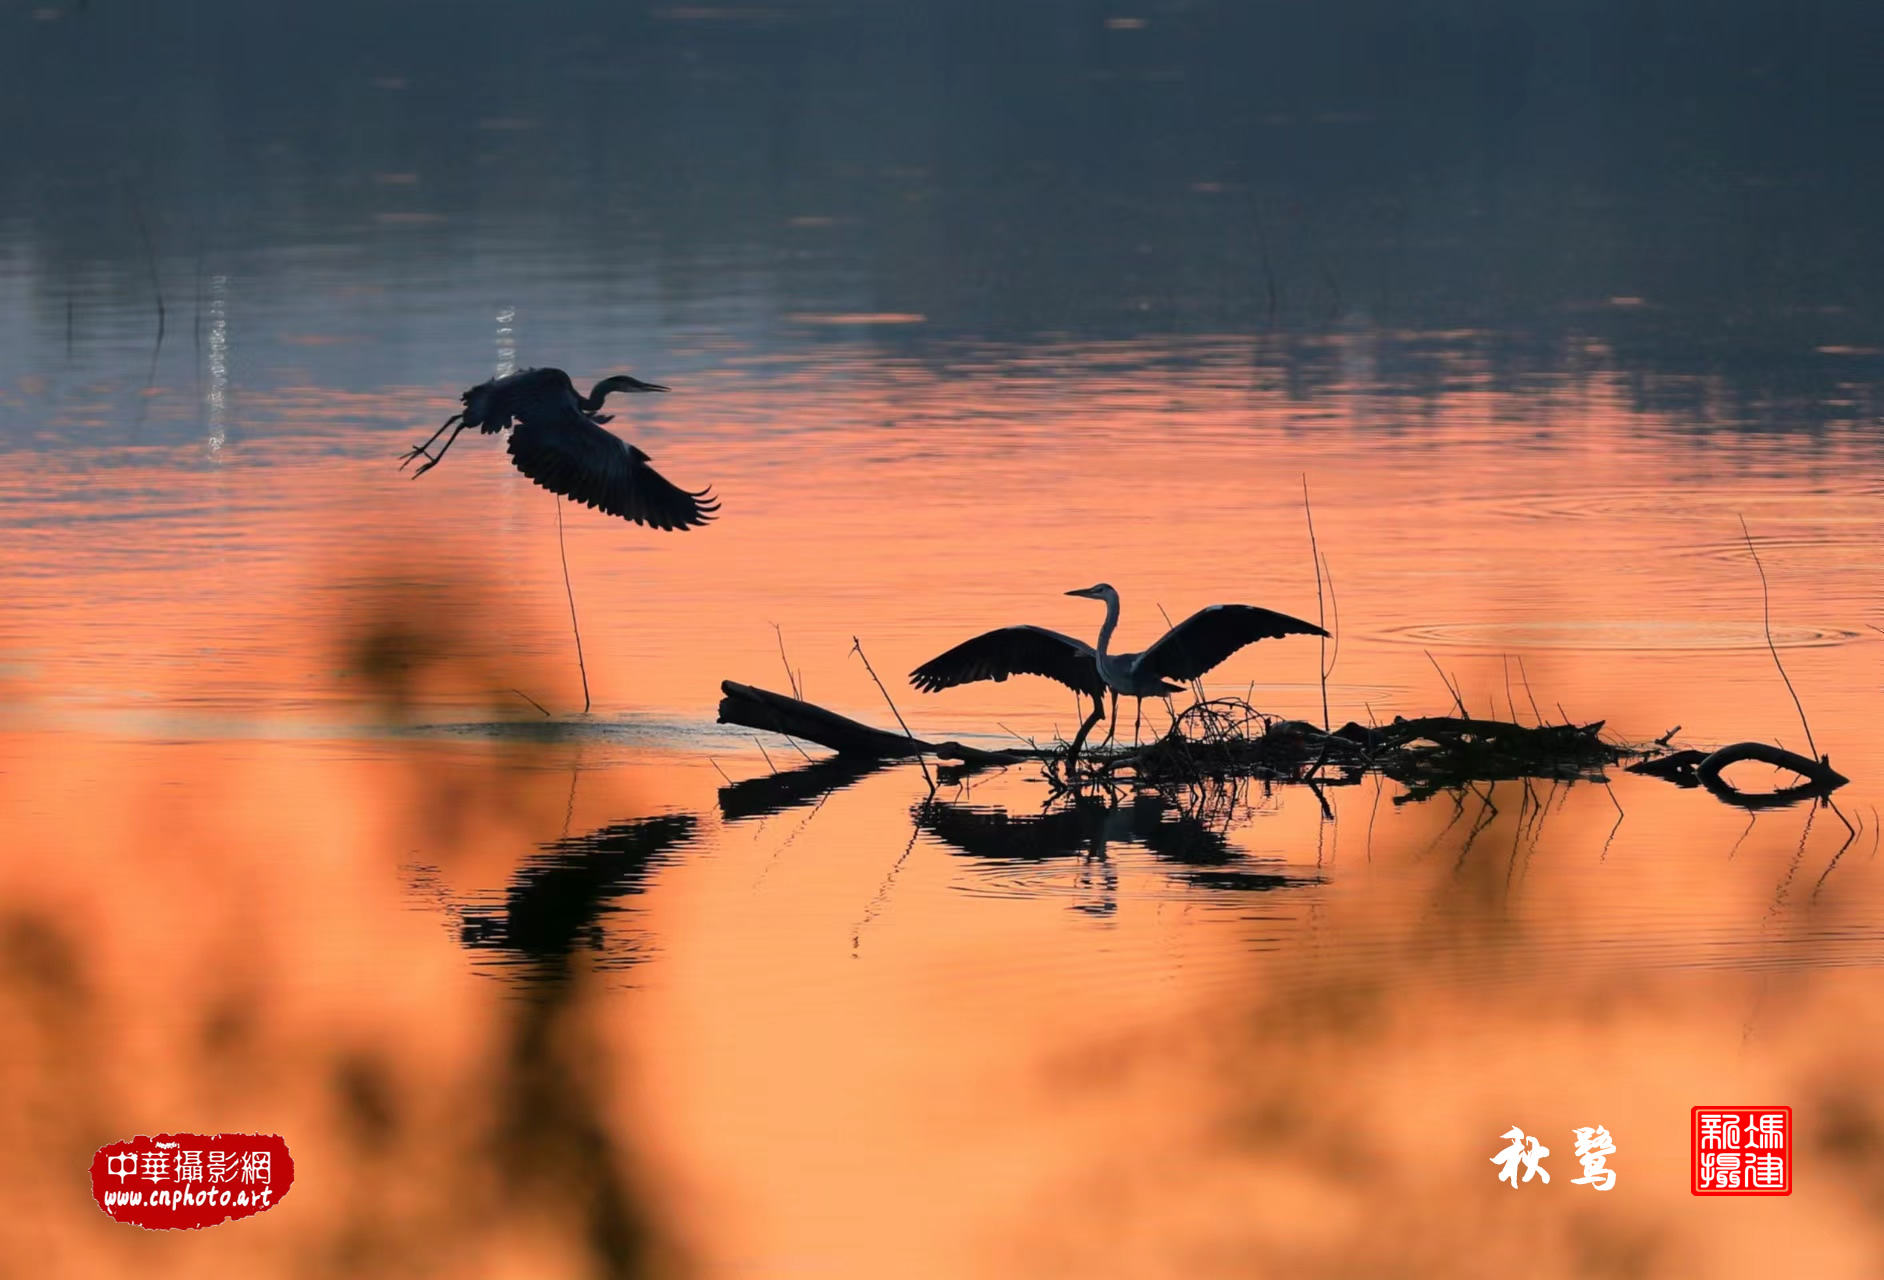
1691,1107,1790,1195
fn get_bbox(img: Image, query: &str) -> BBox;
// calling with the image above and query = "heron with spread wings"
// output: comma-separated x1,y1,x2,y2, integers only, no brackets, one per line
911,583,1326,756
401,367,719,531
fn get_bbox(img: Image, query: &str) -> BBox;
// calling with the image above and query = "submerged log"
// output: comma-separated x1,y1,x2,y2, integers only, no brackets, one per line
717,681,1028,766
720,680,919,758
1697,741,1847,809
1127,705,1623,801
717,680,1852,809
1693,741,1848,790
1377,715,1605,748
1624,749,1711,784
1628,740,1848,807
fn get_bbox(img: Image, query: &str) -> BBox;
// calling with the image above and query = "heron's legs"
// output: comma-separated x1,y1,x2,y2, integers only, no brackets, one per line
401,416,472,477
1132,698,1144,748
1066,694,1105,775
400,413,462,466
1100,690,1120,747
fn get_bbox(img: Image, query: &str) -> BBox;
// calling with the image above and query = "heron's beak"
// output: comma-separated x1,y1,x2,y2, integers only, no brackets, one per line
626,379,670,393
1065,587,1097,598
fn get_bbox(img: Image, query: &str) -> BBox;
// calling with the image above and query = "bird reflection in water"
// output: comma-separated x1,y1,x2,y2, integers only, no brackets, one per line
916,793,1319,915
454,813,699,983
432,811,696,1269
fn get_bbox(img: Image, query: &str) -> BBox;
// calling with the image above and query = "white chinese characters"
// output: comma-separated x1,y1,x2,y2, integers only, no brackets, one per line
1493,1124,1618,1189
130,1144,272,1187
1491,1127,1551,1187
1571,1126,1617,1190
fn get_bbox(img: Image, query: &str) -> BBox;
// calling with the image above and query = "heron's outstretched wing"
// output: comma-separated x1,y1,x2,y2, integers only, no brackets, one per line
506,412,720,531
463,367,565,432
1137,605,1327,682
910,625,1103,697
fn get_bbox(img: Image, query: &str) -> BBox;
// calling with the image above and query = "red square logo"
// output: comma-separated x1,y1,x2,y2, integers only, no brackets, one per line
1691,1106,1791,1195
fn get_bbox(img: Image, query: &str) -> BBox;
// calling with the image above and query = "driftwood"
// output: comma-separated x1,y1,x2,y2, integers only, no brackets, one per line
1118,703,1623,803
720,679,1851,810
717,681,1028,766
1362,715,1620,802
1698,741,1847,789
722,683,1622,797
1627,741,1848,809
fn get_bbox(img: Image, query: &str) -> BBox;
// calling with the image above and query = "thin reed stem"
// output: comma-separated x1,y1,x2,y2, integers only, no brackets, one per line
1740,514,1818,761
1302,476,1329,731
557,497,590,714
852,636,933,789
772,622,803,700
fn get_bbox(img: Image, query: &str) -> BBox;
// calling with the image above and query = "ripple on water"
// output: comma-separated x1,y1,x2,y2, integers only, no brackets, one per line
946,853,1324,909
1377,619,1862,653
1465,480,1883,525
1672,528,1884,570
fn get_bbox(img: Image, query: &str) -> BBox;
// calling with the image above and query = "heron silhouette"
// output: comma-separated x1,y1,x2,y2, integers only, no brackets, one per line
911,583,1326,756
402,367,719,531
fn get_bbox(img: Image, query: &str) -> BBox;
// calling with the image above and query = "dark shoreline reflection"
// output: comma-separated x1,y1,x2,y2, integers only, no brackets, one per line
5,0,1884,443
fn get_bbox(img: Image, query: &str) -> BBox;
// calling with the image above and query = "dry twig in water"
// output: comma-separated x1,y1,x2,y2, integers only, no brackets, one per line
1516,655,1545,726
1303,476,1330,730
1740,514,1820,762
556,497,590,713
851,637,934,789
510,688,551,718
772,622,804,700
1425,649,1468,718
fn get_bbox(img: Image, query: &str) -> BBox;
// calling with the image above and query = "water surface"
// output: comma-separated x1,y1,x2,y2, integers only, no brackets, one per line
4,3,1884,1275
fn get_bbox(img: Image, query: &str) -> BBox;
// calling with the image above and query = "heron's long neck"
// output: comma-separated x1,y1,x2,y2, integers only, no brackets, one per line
1093,593,1121,660
580,383,613,413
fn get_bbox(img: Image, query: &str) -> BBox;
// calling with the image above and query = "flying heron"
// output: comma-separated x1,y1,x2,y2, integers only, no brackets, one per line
401,367,719,531
910,583,1327,756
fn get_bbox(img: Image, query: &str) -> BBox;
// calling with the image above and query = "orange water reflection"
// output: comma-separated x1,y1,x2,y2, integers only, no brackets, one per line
4,337,1884,1275
7,726,1884,1276
3,341,1878,752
